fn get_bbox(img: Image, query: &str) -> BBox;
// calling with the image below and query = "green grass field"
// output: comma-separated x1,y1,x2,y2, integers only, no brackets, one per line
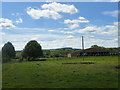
2,56,119,88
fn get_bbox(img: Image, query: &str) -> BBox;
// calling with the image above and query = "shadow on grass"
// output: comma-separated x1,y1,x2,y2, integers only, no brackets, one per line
27,59,47,61
115,65,120,69
62,62,95,64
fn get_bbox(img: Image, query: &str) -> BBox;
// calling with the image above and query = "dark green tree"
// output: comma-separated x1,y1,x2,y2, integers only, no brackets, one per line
2,42,16,63
22,40,43,60
91,45,105,49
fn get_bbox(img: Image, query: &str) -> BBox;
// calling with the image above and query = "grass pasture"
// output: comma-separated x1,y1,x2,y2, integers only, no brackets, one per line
2,56,119,88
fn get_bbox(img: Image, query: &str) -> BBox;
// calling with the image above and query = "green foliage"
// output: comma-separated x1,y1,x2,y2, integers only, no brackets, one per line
50,51,60,57
43,50,51,58
43,48,79,58
22,40,43,60
2,42,16,63
15,51,22,59
91,45,105,49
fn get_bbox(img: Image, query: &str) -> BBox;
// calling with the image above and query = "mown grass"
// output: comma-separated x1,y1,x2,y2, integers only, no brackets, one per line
2,56,119,88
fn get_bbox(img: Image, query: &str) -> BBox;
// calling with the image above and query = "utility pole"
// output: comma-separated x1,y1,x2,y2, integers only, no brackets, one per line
82,36,84,60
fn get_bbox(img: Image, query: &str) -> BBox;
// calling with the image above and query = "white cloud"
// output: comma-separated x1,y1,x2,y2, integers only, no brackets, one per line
103,10,118,18
0,32,5,35
16,18,23,24
0,18,16,29
60,31,74,34
64,16,89,30
48,29,74,34
75,26,101,34
14,27,46,31
110,0,119,2
78,16,85,20
75,22,118,35
64,17,89,24
41,2,78,14
27,8,62,20
113,22,120,26
11,13,23,16
27,2,78,20
48,29,55,32
48,22,117,36
68,24,79,29
66,35,75,39
45,0,53,2
3,34,63,42
93,0,119,1
103,26,117,35
1,0,119,2
84,37,118,48
79,0,119,1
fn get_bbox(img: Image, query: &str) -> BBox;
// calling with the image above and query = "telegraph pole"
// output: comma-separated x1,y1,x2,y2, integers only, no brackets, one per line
82,36,84,60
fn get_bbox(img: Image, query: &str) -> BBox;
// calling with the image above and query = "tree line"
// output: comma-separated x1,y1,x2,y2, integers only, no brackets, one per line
1,40,119,63
1,40,43,63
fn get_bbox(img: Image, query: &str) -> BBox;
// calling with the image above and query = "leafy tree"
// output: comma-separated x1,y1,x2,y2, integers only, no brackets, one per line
2,42,16,63
22,40,43,60
50,51,60,57
43,50,51,58
91,45,105,49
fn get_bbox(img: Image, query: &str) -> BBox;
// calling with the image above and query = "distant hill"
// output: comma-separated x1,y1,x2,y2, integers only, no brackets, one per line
16,50,22,53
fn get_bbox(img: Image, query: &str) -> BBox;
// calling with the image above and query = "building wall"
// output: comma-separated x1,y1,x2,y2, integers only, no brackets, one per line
67,54,72,58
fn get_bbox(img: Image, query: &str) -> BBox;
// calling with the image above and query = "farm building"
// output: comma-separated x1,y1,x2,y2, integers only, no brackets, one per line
67,48,118,57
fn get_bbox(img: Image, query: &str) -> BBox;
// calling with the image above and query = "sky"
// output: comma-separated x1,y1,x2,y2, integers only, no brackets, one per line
0,2,119,50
